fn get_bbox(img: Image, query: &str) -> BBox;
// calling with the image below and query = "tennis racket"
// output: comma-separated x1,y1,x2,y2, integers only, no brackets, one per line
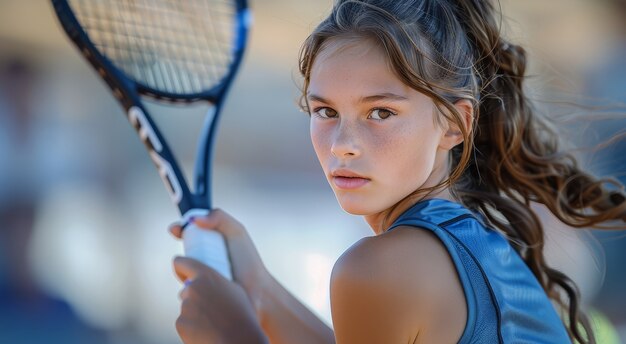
50,0,251,281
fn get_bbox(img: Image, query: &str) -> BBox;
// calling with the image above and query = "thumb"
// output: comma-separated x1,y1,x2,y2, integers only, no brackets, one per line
173,256,208,283
192,208,244,237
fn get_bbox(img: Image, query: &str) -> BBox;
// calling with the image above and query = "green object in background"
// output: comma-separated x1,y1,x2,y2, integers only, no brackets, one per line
588,309,621,344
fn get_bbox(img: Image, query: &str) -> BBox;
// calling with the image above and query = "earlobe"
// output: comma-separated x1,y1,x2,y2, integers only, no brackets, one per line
438,99,474,151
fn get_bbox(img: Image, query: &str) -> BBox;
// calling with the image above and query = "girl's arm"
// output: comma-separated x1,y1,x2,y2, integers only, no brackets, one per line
171,211,335,344
257,274,336,344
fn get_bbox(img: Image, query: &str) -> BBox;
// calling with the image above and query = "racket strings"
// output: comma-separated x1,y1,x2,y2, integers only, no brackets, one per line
69,0,238,96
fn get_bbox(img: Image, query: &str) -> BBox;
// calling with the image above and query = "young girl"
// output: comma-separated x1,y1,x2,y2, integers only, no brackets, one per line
170,0,626,343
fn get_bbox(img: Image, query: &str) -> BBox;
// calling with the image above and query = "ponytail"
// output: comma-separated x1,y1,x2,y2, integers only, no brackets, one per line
450,1,626,342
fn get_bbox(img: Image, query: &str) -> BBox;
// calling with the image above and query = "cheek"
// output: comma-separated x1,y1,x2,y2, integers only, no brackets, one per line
366,129,395,158
380,123,439,179
310,121,331,167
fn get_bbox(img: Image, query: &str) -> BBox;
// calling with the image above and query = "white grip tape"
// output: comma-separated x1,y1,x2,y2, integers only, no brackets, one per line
181,209,233,281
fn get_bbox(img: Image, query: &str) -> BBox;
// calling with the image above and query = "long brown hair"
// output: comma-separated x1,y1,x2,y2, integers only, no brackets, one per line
298,0,626,342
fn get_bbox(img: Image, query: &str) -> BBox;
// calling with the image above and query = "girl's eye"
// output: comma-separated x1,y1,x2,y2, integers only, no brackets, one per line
313,107,338,119
368,108,396,120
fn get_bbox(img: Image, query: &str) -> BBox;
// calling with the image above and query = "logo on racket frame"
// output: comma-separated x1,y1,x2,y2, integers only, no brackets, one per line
128,106,183,204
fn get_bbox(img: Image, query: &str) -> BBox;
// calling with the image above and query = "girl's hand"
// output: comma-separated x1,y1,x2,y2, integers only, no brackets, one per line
173,256,268,344
169,209,269,315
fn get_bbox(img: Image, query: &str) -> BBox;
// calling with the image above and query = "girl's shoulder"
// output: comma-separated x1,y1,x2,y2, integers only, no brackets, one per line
330,225,467,343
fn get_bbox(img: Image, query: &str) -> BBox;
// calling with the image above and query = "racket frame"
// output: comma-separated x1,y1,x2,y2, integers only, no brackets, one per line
50,0,251,214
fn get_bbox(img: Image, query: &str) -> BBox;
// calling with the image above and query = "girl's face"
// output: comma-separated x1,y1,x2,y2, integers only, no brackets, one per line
308,38,452,217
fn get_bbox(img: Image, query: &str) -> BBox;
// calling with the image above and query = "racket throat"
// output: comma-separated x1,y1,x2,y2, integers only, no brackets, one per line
128,106,184,205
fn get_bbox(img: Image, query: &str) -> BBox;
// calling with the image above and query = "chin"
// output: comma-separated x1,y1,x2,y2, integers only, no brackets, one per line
334,194,389,216
339,204,370,216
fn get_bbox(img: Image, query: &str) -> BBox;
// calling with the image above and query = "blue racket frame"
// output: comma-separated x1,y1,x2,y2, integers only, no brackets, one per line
50,0,250,214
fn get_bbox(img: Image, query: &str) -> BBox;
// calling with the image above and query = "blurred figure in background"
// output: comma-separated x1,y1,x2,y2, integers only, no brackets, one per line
0,58,108,344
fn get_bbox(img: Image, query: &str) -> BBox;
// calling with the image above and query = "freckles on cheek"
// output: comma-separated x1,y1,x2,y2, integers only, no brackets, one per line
310,123,331,164
372,124,412,158
383,124,433,173
368,132,394,157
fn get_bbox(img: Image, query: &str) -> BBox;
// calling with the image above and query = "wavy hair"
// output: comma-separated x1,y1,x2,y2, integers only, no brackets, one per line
298,0,626,342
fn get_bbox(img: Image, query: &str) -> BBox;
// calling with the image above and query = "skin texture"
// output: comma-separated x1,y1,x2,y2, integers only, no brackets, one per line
330,226,468,343
170,37,475,343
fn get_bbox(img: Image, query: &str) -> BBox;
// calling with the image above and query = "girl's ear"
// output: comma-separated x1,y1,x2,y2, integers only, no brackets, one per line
439,99,474,151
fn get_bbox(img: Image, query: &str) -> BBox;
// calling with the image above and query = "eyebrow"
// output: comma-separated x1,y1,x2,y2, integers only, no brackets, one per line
307,92,409,104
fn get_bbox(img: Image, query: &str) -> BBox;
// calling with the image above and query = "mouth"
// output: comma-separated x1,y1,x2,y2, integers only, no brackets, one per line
331,169,370,190
331,168,368,179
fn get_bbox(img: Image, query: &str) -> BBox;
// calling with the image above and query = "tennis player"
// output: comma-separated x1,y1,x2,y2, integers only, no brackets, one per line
170,0,626,343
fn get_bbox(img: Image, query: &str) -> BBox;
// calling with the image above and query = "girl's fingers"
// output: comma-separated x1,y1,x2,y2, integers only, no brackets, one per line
169,222,183,238
173,256,228,285
191,211,221,229
192,209,242,237
169,209,237,238
170,209,247,264
173,256,203,283
178,280,191,300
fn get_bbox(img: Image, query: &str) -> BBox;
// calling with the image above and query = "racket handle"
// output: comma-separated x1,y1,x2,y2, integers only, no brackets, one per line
181,209,233,281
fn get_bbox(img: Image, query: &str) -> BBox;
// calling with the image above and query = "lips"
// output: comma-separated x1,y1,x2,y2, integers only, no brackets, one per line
331,169,370,190
331,168,368,179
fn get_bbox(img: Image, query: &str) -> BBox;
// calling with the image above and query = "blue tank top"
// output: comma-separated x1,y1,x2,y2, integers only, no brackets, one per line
386,198,572,344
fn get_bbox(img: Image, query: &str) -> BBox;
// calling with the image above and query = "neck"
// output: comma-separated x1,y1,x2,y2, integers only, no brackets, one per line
364,188,455,235
364,154,455,235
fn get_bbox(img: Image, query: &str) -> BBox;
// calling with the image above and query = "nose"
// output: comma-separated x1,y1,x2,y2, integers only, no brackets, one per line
330,119,361,158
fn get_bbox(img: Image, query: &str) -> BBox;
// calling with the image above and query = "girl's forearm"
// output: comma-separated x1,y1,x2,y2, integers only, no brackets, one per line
256,274,336,344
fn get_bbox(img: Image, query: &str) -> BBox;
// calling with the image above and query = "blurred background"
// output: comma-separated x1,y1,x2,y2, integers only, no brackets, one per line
0,0,625,343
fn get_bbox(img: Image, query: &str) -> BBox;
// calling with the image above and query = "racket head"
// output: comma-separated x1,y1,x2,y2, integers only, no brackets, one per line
51,0,250,103
50,0,251,213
